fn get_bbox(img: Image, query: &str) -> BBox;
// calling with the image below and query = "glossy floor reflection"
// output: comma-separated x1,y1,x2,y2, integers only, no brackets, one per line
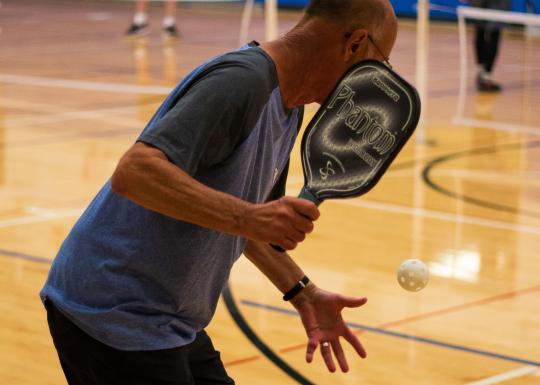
0,1,539,384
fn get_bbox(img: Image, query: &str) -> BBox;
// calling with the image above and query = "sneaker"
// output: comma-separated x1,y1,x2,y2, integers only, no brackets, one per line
477,76,502,92
163,24,179,38
126,23,149,36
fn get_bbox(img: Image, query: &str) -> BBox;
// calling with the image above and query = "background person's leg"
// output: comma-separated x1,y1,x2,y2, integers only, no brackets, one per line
163,0,179,37
483,27,501,73
475,24,487,71
127,0,150,36
476,25,502,92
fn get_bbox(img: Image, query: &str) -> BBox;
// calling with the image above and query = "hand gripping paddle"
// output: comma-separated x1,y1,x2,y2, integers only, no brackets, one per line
272,60,421,252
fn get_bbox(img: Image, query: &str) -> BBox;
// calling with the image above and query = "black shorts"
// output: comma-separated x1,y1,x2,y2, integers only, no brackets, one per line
44,299,235,385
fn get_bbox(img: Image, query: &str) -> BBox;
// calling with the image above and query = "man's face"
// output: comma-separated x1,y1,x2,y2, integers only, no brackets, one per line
317,28,395,104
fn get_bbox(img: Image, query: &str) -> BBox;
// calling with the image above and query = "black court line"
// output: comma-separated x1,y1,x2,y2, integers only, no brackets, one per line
422,140,540,219
222,284,315,385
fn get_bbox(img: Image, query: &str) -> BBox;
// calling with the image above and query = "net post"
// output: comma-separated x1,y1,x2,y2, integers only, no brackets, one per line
457,6,468,120
265,0,278,41
415,0,429,144
239,0,255,46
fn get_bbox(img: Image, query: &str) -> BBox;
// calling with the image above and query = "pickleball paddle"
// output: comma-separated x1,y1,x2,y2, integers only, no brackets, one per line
272,60,421,252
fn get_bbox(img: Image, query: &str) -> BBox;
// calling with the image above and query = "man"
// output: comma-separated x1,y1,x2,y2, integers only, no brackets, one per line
41,0,398,383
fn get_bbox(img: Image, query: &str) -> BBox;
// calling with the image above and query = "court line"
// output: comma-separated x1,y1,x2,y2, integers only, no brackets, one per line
4,103,154,128
0,74,171,95
378,284,540,328
2,246,539,376
454,117,540,136
287,184,540,235
265,283,540,355
465,366,538,385
0,248,51,264
0,207,82,228
222,285,314,384
330,199,540,236
1,127,140,150
240,300,540,368
225,282,540,367
2,197,540,238
422,141,540,219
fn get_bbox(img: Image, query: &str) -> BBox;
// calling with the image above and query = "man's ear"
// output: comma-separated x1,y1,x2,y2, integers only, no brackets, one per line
344,29,369,62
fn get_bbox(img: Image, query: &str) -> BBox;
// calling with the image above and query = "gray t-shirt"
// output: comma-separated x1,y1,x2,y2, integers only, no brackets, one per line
40,44,303,350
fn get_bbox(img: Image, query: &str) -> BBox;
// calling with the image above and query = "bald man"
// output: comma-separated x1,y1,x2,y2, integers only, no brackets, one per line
41,1,397,384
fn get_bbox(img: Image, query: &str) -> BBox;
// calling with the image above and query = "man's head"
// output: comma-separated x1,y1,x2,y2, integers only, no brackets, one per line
264,0,397,106
303,0,397,62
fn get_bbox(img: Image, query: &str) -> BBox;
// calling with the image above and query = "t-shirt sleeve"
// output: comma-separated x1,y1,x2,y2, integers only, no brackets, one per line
138,65,268,175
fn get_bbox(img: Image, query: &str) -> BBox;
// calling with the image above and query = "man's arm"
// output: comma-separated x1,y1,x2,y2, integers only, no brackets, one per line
111,142,319,250
243,240,368,373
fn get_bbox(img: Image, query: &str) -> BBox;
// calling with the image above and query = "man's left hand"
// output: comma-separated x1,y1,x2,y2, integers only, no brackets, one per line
291,285,367,373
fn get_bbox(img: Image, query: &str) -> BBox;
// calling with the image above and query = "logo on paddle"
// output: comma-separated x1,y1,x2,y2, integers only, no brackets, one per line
328,84,396,158
318,152,346,181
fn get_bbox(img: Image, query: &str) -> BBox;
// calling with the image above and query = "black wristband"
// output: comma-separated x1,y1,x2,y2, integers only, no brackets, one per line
283,276,310,301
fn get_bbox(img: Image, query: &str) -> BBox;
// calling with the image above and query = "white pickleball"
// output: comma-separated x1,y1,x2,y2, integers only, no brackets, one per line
397,259,429,292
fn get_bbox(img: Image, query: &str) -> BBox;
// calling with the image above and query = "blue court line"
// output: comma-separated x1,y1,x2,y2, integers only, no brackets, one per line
241,299,540,368
0,248,52,264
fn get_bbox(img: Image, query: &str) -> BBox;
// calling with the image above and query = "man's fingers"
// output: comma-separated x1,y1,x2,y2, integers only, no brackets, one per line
288,198,320,221
340,296,368,308
343,329,367,358
331,339,349,372
320,342,336,373
280,237,297,251
287,226,306,243
305,339,318,363
291,214,315,234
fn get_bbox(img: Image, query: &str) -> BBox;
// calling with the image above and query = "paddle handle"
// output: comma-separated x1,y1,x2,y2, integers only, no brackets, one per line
270,187,321,252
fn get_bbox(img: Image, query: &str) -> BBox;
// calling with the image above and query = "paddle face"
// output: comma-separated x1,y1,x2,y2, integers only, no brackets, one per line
301,60,421,203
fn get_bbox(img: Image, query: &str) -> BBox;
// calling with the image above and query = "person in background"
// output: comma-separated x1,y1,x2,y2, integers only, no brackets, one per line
127,0,178,37
470,0,511,92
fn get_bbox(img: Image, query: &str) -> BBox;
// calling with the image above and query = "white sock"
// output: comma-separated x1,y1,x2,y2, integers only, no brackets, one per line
162,16,176,28
482,72,493,81
133,12,147,26
477,64,486,76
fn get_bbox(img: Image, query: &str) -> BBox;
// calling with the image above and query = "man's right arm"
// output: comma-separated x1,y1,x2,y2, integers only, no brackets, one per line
111,142,319,250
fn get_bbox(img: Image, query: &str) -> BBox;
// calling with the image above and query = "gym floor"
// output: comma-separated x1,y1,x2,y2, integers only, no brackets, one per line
0,1,539,384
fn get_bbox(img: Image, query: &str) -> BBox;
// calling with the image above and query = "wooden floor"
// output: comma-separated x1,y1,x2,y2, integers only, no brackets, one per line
1,1,539,384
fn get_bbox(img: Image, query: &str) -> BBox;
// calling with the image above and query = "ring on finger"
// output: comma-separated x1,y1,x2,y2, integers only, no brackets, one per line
321,341,330,348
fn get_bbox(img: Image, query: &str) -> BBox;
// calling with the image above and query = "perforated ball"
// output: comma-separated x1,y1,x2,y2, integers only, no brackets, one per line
397,259,429,292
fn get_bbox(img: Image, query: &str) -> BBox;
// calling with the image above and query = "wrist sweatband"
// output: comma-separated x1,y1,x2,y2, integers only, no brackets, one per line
283,275,310,301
